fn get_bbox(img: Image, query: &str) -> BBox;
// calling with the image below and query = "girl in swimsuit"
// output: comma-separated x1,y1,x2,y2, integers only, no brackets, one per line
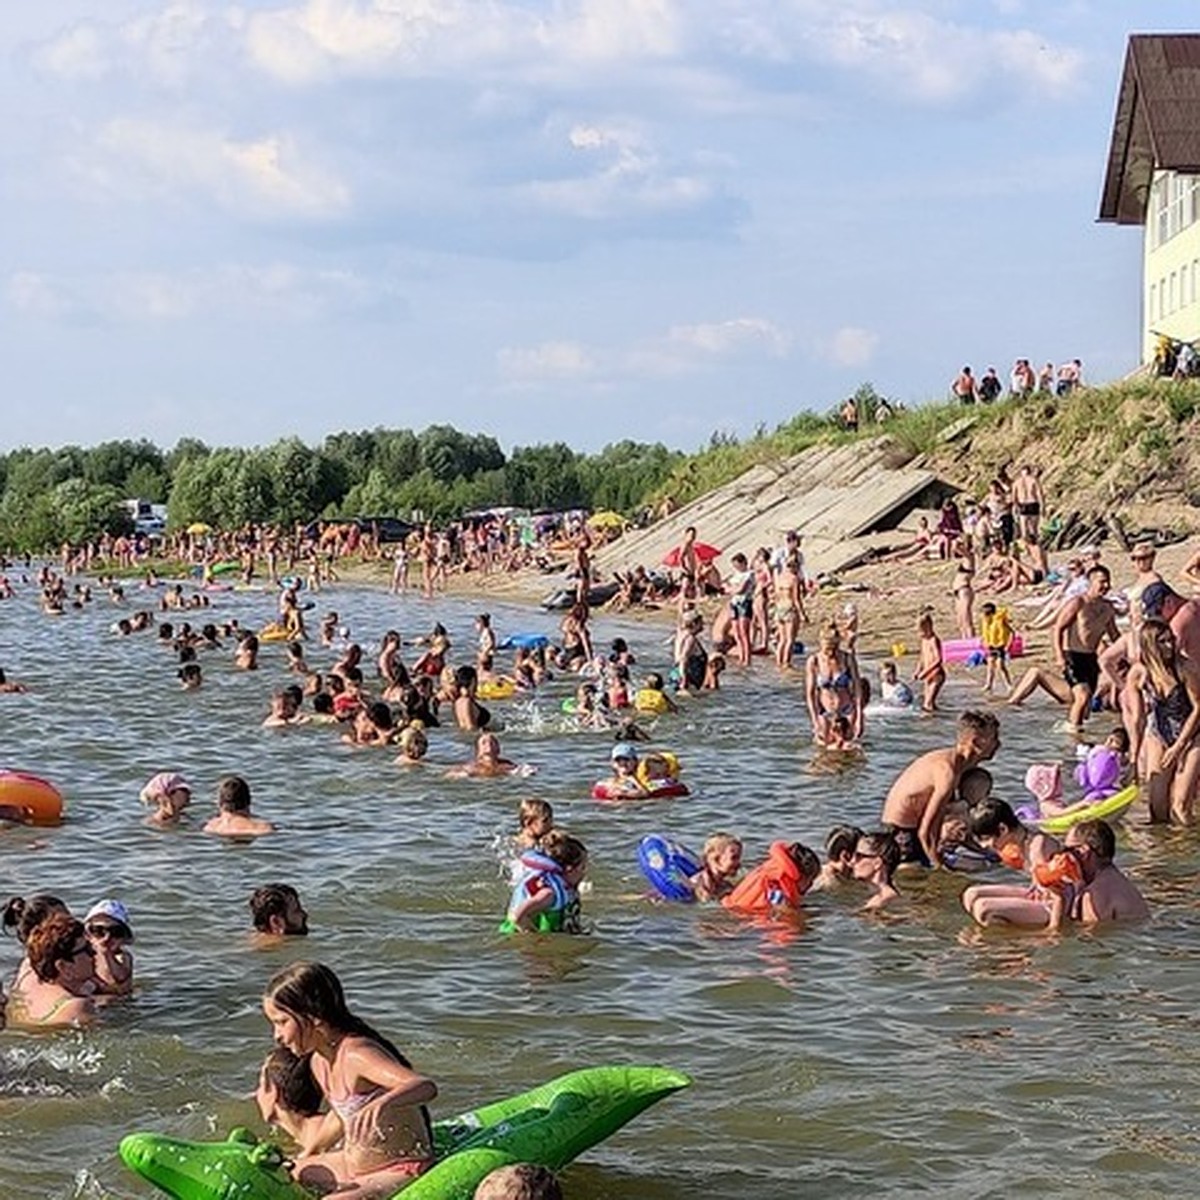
1126,619,1200,824
724,553,755,667
263,962,437,1199
805,623,862,746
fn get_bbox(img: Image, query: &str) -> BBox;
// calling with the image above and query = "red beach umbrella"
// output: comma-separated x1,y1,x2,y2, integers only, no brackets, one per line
662,542,722,568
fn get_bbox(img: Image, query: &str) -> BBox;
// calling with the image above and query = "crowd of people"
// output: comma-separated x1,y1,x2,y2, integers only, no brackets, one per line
949,358,1084,404
5,470,1200,1195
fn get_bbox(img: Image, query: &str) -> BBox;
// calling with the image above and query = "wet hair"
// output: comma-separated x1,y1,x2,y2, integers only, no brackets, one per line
265,962,413,1069
326,673,346,696
958,767,994,806
856,831,901,882
3,894,68,944
541,829,587,871
474,1164,563,1200
702,832,742,862
261,1046,323,1118
178,644,197,664
784,842,821,884
217,774,253,813
26,913,87,983
157,623,174,640
519,798,554,830
455,664,479,691
610,637,629,656
1070,819,1116,862
343,666,364,686
178,663,202,686
365,701,394,732
968,798,1021,841
825,825,864,862
312,692,334,715
249,884,302,933
283,684,304,710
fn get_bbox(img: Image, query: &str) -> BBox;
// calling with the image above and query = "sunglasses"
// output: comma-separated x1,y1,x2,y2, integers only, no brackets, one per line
853,850,880,862
86,922,129,940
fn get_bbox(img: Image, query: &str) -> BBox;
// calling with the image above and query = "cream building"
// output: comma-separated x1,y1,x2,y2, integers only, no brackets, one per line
1099,35,1200,364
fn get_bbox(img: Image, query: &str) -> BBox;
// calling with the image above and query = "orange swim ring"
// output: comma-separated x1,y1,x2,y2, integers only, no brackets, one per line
0,771,64,826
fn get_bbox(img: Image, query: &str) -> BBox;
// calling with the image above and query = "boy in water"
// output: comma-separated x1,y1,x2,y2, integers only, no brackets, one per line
203,775,275,837
687,833,743,901
880,710,1001,867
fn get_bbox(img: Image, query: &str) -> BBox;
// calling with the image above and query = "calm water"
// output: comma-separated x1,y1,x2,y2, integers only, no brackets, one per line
2,576,1199,1200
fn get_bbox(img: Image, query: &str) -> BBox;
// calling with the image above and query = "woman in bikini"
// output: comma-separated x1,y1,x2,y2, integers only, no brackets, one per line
805,623,862,746
773,551,805,669
1126,619,1200,823
263,962,437,1199
5,912,97,1029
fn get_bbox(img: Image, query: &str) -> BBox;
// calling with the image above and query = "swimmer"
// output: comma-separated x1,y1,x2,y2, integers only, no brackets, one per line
139,771,192,826
851,831,902,911
235,633,260,671
722,841,820,912
595,742,650,798
178,660,204,688
0,668,28,694
249,884,309,940
513,799,555,851
960,801,1063,924
84,899,134,997
256,1046,325,1154
320,612,339,647
394,722,428,765
881,710,1001,868
502,830,588,934
813,824,865,890
877,661,913,708
264,690,309,728
445,733,529,779
634,672,679,716
311,692,338,724
203,774,275,837
343,702,396,747
687,833,743,902
262,962,437,1197
703,653,725,690
286,642,310,675
4,912,97,1029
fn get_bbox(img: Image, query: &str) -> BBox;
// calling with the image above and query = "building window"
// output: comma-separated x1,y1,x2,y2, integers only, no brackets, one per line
1150,283,1157,322
1155,176,1169,247
1170,272,1178,313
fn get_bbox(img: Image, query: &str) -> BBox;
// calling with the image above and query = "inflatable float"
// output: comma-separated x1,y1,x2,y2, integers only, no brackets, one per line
477,678,518,701
540,582,620,611
638,834,701,901
119,1063,689,1200
594,754,689,800
258,624,293,643
0,771,63,826
1036,784,1139,835
498,633,550,651
941,634,1025,665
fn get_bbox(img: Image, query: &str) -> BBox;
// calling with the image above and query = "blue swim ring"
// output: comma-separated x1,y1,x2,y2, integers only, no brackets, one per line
638,834,701,902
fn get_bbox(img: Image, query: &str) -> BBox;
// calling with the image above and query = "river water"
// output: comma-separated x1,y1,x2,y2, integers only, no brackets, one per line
1,577,1198,1199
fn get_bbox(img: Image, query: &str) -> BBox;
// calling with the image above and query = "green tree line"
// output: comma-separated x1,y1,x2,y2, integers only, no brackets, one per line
0,428,687,552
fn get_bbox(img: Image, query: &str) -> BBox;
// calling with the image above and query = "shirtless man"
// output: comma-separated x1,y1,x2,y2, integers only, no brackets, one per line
0,667,28,694
1051,820,1148,928
1008,565,1118,732
203,775,275,837
880,710,1000,868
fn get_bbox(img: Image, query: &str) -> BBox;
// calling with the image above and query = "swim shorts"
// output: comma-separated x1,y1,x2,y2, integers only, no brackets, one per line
1063,650,1100,694
884,825,932,868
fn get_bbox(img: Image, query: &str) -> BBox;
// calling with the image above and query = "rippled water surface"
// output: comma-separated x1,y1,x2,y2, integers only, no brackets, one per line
2,577,1199,1199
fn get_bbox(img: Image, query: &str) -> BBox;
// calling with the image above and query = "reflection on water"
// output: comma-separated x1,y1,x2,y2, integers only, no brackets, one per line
1,579,1198,1198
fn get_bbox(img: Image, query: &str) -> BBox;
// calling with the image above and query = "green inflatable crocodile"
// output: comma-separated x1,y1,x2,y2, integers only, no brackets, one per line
119,1063,689,1200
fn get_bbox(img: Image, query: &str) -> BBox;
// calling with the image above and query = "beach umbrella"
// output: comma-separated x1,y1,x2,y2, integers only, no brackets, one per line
662,542,721,568
587,511,628,530
186,522,212,535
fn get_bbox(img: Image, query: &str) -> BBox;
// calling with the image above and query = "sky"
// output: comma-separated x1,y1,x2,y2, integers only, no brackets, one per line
1,2,1194,455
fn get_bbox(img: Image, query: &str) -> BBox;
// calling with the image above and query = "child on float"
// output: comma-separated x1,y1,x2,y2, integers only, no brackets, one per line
262,962,437,1197
595,743,651,798
960,798,1064,927
813,825,866,890
513,799,555,851
851,831,903,911
687,833,743,902
139,771,192,825
502,830,588,934
84,899,134,997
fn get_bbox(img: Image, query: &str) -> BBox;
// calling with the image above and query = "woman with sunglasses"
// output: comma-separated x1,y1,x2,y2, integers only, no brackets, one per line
84,899,134,997
850,831,903,912
6,912,97,1028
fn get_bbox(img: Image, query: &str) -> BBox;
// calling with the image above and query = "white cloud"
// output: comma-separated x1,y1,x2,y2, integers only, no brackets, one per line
5,264,399,323
497,340,596,381
33,23,109,81
826,325,879,367
500,314,791,384
85,118,350,220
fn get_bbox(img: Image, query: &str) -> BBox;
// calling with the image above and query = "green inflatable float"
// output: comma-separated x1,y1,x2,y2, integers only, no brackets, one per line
119,1063,689,1200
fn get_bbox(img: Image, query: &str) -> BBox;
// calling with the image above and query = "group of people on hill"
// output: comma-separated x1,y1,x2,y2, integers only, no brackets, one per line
951,358,1083,404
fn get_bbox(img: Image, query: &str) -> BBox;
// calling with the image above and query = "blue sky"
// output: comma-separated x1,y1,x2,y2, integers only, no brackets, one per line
1,2,1192,454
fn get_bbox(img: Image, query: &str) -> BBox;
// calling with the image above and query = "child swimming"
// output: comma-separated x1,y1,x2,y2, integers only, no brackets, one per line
513,799,555,851
502,830,588,934
687,833,743,902
262,962,437,1197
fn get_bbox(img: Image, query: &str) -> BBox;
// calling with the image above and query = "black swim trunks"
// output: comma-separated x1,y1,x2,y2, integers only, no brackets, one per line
1063,650,1100,694
883,825,932,868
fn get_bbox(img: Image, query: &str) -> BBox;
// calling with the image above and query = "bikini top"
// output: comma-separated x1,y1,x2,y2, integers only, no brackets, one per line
816,653,852,691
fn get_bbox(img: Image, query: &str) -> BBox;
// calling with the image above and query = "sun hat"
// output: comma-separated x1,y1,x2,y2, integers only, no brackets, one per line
139,772,190,805
611,742,638,762
84,899,134,940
